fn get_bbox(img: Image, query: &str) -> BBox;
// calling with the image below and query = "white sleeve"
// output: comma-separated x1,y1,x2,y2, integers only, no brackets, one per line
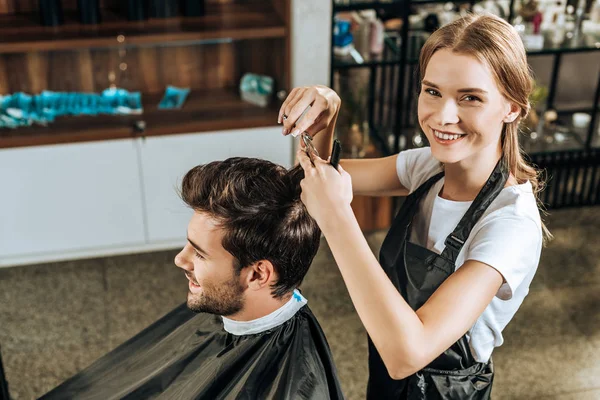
465,214,542,300
396,147,442,194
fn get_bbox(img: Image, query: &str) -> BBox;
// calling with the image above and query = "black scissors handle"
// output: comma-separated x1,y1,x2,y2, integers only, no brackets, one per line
330,139,341,169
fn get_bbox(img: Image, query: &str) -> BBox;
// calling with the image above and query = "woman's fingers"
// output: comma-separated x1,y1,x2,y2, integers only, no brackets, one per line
281,91,305,133
279,86,341,137
293,96,327,137
297,147,314,171
284,91,317,136
297,148,332,177
278,87,299,124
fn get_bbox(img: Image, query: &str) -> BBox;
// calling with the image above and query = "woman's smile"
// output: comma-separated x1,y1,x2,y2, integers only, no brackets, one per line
430,127,467,145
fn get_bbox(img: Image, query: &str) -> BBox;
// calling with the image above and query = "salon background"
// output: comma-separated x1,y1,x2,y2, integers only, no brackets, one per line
0,207,598,399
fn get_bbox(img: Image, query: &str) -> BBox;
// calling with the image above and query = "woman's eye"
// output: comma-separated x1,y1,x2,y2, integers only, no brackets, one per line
425,88,440,97
194,250,204,260
463,95,482,102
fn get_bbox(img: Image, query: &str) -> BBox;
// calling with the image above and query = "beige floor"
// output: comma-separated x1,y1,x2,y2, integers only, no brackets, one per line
1,207,599,399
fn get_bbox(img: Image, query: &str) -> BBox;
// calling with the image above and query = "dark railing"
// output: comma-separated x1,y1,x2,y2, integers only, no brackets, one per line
0,345,9,400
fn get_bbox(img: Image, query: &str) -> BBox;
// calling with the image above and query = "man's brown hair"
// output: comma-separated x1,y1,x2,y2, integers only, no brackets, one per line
181,157,320,298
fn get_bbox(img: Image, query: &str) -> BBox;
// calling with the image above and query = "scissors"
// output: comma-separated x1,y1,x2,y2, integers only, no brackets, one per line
284,105,341,167
301,132,319,165
283,105,320,164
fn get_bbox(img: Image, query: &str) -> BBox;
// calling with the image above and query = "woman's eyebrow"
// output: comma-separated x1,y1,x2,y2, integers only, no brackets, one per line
457,88,488,94
422,80,488,94
422,80,439,88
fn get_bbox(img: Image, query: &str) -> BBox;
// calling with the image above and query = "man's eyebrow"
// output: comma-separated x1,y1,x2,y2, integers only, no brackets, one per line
422,80,488,94
187,236,209,256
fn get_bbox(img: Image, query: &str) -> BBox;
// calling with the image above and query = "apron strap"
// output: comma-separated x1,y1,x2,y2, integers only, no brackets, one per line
396,170,445,227
441,158,509,263
411,170,445,201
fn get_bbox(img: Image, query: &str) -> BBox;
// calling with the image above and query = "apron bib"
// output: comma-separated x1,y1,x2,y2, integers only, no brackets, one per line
367,159,509,399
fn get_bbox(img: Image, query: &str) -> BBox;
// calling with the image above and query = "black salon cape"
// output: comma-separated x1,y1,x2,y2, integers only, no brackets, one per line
40,303,344,400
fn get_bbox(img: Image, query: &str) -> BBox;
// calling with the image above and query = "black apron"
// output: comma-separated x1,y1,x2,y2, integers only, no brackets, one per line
367,158,509,399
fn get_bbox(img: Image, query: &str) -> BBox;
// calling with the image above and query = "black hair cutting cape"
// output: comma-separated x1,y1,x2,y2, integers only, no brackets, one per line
40,303,344,400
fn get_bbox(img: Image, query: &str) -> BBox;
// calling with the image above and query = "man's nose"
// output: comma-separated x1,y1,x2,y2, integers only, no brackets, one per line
174,250,192,271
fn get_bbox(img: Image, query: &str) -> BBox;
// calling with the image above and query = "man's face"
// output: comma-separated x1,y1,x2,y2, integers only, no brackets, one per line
174,212,245,316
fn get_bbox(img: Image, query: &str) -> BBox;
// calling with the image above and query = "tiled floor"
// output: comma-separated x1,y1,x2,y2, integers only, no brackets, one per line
1,207,599,399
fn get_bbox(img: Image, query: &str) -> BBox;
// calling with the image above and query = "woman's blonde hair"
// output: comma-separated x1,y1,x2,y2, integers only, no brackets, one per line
419,13,552,242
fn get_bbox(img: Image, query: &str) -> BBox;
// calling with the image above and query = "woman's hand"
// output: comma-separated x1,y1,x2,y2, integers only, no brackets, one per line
278,86,341,138
296,148,354,232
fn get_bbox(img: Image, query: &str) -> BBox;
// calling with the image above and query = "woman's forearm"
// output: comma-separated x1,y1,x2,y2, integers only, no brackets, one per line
312,108,338,160
321,205,427,378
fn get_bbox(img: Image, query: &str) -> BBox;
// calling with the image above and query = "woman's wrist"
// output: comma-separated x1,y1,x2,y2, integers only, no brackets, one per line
319,203,356,236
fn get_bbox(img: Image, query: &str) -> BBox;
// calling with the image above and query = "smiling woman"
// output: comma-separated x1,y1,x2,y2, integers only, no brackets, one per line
278,13,549,400
418,48,519,177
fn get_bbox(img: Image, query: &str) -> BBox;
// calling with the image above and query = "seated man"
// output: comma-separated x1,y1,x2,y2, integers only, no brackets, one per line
42,157,344,400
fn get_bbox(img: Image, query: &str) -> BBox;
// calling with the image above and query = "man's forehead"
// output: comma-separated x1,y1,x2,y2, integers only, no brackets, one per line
187,212,224,243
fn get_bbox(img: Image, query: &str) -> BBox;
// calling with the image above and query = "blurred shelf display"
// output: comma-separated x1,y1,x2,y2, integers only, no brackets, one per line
330,0,600,209
333,32,402,68
0,0,290,149
333,1,405,12
522,31,600,54
0,1,286,54
0,88,279,149
333,0,476,12
0,0,310,266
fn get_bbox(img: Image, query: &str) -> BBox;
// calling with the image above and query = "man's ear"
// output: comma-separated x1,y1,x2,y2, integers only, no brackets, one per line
245,260,276,291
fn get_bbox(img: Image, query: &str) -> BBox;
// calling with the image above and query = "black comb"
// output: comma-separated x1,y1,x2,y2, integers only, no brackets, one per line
330,139,341,169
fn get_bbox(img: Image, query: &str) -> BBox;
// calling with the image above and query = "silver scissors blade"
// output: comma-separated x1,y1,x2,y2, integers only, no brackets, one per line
302,133,319,163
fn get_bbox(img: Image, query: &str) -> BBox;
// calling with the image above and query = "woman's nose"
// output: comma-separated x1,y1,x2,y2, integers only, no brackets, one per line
435,99,460,126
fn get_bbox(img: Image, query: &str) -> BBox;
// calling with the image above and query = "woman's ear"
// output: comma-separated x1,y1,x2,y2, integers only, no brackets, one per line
245,260,276,291
504,102,521,123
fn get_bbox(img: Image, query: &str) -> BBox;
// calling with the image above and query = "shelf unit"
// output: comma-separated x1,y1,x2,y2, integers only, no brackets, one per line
0,89,280,149
0,0,339,268
0,2,286,54
331,0,600,209
0,0,290,149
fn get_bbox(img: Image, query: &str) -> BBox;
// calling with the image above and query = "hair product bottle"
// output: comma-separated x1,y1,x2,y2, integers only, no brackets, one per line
39,0,64,26
149,0,179,18
125,0,147,21
181,0,205,17
78,0,101,24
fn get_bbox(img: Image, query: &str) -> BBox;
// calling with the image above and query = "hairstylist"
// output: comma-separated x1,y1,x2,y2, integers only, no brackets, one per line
278,14,549,399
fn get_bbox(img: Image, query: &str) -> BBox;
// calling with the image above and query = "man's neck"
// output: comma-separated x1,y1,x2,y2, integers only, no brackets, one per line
226,291,293,322
220,290,308,336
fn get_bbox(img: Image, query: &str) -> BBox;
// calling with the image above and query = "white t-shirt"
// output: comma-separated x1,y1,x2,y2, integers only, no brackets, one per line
395,147,543,363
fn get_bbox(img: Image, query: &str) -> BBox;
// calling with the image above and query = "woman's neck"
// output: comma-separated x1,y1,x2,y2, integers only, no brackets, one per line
439,142,503,201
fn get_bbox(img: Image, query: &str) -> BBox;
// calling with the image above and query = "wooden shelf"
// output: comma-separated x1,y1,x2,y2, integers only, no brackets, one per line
0,89,280,149
0,1,286,54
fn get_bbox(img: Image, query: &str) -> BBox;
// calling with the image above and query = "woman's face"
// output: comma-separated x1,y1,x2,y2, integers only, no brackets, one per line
418,49,517,167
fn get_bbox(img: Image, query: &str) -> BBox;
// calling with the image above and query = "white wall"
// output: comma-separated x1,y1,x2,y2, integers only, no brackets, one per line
291,0,332,87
